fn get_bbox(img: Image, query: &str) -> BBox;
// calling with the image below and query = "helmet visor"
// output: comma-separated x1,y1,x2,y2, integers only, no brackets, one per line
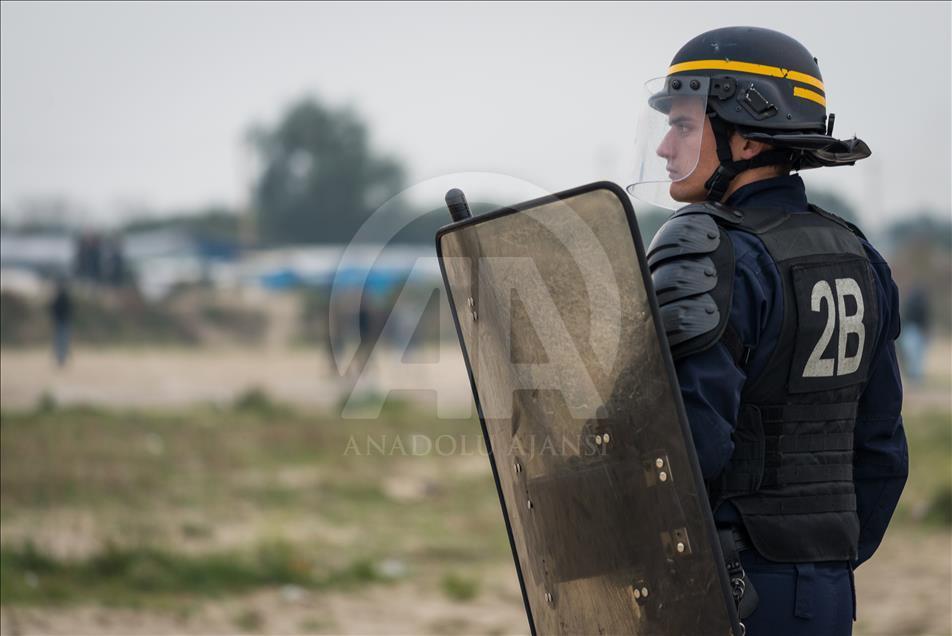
626,76,710,210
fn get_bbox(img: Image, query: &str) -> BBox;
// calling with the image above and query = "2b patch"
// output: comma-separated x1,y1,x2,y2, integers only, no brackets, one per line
788,258,878,393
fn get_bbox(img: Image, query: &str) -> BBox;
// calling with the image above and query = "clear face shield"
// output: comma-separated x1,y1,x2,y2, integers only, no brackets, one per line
626,76,711,210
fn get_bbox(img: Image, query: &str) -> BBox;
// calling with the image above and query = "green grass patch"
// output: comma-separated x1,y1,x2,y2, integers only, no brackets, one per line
232,387,291,417
0,541,388,606
440,572,480,601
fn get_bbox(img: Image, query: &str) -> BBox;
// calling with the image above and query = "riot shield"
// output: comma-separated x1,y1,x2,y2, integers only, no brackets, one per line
436,182,742,635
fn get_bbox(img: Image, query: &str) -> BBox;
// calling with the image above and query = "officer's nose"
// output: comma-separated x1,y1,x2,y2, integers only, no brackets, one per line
656,128,676,161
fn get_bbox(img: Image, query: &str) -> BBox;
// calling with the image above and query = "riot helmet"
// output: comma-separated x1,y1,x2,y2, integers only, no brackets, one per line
628,26,871,209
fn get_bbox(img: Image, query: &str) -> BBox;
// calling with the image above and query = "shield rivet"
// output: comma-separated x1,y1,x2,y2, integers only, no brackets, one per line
603,433,610,444
633,588,641,600
655,458,664,468
641,587,649,598
659,471,668,482
677,542,685,553
527,500,533,510
595,434,603,445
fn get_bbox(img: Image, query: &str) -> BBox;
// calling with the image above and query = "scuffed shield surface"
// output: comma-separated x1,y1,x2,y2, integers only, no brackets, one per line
437,183,739,635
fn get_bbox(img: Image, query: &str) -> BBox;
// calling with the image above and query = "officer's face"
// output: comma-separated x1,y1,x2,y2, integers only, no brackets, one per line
655,97,717,202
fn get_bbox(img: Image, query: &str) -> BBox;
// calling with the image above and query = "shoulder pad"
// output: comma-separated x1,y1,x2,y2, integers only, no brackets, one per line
647,210,736,359
672,201,789,234
646,213,719,268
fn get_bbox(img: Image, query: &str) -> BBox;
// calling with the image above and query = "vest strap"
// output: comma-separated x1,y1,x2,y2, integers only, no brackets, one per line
775,432,854,453
721,323,751,368
762,464,853,487
759,402,858,423
721,473,760,492
739,493,857,515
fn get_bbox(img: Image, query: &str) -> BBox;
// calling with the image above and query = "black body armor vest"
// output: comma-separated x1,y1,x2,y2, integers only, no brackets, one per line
648,202,880,563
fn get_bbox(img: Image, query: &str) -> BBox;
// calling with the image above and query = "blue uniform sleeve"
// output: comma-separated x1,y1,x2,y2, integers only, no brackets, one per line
676,342,743,479
852,251,908,568
674,232,778,480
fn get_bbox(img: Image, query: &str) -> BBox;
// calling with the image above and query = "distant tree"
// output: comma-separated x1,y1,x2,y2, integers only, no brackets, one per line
886,212,952,251
388,201,502,246
885,212,952,333
1,197,86,234
249,97,407,245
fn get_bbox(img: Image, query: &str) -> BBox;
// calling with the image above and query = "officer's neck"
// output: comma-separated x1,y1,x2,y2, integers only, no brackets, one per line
720,167,790,203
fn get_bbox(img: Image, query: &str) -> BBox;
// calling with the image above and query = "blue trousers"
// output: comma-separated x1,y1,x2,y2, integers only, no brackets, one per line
739,548,855,635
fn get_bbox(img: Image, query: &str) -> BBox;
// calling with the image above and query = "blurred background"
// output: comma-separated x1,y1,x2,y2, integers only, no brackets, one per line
1,2,950,634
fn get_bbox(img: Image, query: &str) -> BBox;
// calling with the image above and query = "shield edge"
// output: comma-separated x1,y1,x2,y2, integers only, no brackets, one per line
435,180,744,636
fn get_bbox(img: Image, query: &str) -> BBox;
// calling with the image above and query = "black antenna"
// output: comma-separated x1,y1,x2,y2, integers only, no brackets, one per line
826,113,836,137
445,188,472,222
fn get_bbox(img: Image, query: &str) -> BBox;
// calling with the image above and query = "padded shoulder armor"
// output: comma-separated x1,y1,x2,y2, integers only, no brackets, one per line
647,210,736,360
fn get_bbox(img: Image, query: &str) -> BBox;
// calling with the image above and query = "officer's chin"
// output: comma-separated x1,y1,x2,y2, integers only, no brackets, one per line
669,181,705,204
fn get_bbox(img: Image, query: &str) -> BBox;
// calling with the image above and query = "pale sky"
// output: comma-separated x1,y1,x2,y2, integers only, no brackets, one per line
2,1,950,229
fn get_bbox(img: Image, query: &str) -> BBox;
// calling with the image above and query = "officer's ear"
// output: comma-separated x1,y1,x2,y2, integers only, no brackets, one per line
730,133,771,160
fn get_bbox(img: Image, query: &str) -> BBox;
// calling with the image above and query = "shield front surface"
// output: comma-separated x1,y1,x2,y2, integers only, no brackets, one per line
436,182,741,635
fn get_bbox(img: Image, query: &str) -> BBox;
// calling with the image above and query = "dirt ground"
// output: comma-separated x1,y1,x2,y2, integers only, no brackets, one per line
1,339,948,413
0,345,475,414
852,530,951,636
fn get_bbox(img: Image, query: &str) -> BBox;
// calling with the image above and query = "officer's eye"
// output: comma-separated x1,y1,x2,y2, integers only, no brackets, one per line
667,116,695,138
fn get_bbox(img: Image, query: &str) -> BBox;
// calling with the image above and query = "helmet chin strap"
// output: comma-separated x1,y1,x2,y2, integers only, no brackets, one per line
704,114,792,202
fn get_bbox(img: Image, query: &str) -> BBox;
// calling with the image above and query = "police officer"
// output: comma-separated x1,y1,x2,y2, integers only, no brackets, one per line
628,27,909,635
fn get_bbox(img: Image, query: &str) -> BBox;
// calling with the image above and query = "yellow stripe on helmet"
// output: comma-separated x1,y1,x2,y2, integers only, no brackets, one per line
668,59,825,92
793,86,827,107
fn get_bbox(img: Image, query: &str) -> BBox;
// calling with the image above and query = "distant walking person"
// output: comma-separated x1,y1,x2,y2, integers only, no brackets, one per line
49,281,73,367
900,286,931,384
